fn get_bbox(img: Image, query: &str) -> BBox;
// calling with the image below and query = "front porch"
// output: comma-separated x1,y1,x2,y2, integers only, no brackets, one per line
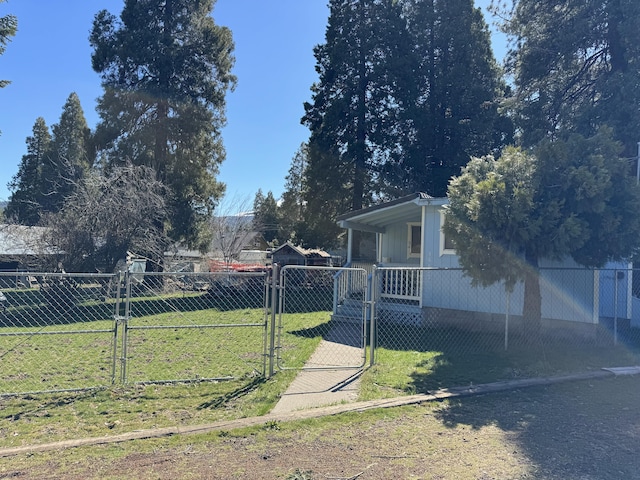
332,193,451,325
332,262,423,325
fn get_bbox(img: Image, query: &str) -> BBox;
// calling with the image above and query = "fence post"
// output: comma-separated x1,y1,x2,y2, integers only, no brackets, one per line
333,270,339,316
261,272,269,377
120,270,132,384
110,273,121,385
369,267,377,367
268,264,279,378
505,287,510,351
614,269,618,346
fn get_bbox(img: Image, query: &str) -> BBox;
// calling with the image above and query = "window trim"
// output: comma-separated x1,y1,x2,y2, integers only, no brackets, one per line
439,211,456,256
407,222,421,258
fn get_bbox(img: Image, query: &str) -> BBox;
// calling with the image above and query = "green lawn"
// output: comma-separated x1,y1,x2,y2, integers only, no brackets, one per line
0,295,328,448
2,286,640,456
360,323,640,399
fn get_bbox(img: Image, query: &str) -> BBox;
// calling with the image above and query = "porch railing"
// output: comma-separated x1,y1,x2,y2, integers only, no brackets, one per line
379,267,422,301
332,261,374,315
333,263,423,315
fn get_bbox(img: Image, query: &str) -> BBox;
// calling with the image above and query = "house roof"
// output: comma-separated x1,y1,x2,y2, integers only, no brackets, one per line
336,193,448,233
165,248,203,260
271,242,331,258
0,225,56,256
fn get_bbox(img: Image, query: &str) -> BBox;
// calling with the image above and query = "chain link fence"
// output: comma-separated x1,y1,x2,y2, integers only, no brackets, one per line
369,266,640,389
122,271,268,385
275,266,366,371
0,270,269,395
0,272,118,394
2,265,640,396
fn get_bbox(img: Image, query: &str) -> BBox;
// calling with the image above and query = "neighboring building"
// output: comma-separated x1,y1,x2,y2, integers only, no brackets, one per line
164,248,209,273
0,225,57,271
0,225,58,288
270,242,333,267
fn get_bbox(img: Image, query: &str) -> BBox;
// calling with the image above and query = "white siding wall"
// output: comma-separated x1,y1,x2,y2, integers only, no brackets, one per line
382,207,597,322
377,205,598,323
421,265,598,323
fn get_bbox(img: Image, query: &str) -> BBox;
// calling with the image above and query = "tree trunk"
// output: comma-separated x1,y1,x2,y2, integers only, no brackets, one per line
351,0,368,260
522,250,542,342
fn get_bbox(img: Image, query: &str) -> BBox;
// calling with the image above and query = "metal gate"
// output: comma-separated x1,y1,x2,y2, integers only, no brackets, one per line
275,265,368,371
119,271,269,385
0,272,119,395
0,270,270,395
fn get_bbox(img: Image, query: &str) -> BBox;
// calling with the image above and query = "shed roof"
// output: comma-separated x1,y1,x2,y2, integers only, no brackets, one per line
271,242,331,259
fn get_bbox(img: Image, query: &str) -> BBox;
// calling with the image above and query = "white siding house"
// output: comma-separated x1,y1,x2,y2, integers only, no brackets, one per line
336,193,632,327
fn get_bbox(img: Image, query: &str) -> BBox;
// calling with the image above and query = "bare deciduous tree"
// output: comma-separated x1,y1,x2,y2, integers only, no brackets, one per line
43,164,169,273
208,194,257,268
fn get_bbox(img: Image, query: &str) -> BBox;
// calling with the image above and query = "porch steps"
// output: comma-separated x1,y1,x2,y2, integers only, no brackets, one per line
332,298,424,326
332,298,365,324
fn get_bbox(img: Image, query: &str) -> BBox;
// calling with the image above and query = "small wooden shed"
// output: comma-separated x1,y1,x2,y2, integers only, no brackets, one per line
270,242,333,267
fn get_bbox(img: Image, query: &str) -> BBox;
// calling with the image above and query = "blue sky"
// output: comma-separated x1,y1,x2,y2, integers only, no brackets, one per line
0,0,504,205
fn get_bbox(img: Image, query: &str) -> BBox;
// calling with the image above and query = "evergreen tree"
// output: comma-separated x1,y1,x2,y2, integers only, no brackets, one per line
301,0,510,249
278,143,309,243
40,92,92,214
5,118,51,225
253,189,279,244
302,0,410,251
499,0,640,156
398,0,512,197
298,143,352,249
90,0,236,250
444,130,640,333
0,0,17,90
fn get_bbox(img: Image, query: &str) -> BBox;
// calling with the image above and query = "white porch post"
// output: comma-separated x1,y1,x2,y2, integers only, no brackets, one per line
377,232,382,263
420,206,427,268
419,205,427,308
347,228,353,264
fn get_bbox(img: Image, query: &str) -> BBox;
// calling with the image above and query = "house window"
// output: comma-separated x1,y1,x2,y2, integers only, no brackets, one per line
439,211,455,255
407,223,421,258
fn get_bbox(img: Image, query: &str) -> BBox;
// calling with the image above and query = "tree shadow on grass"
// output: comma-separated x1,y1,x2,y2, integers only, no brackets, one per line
197,376,266,410
1,389,102,422
376,323,640,392
0,290,267,329
432,376,640,478
289,319,364,348
289,321,331,339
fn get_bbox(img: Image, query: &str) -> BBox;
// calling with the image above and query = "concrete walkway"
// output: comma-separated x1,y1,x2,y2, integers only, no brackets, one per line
271,321,366,414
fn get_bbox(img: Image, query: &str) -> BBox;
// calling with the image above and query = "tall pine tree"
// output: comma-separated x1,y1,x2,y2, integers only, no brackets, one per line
253,189,279,244
302,0,411,251
5,118,51,225
398,0,512,197
40,92,92,215
90,0,236,250
278,143,309,244
301,0,510,248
